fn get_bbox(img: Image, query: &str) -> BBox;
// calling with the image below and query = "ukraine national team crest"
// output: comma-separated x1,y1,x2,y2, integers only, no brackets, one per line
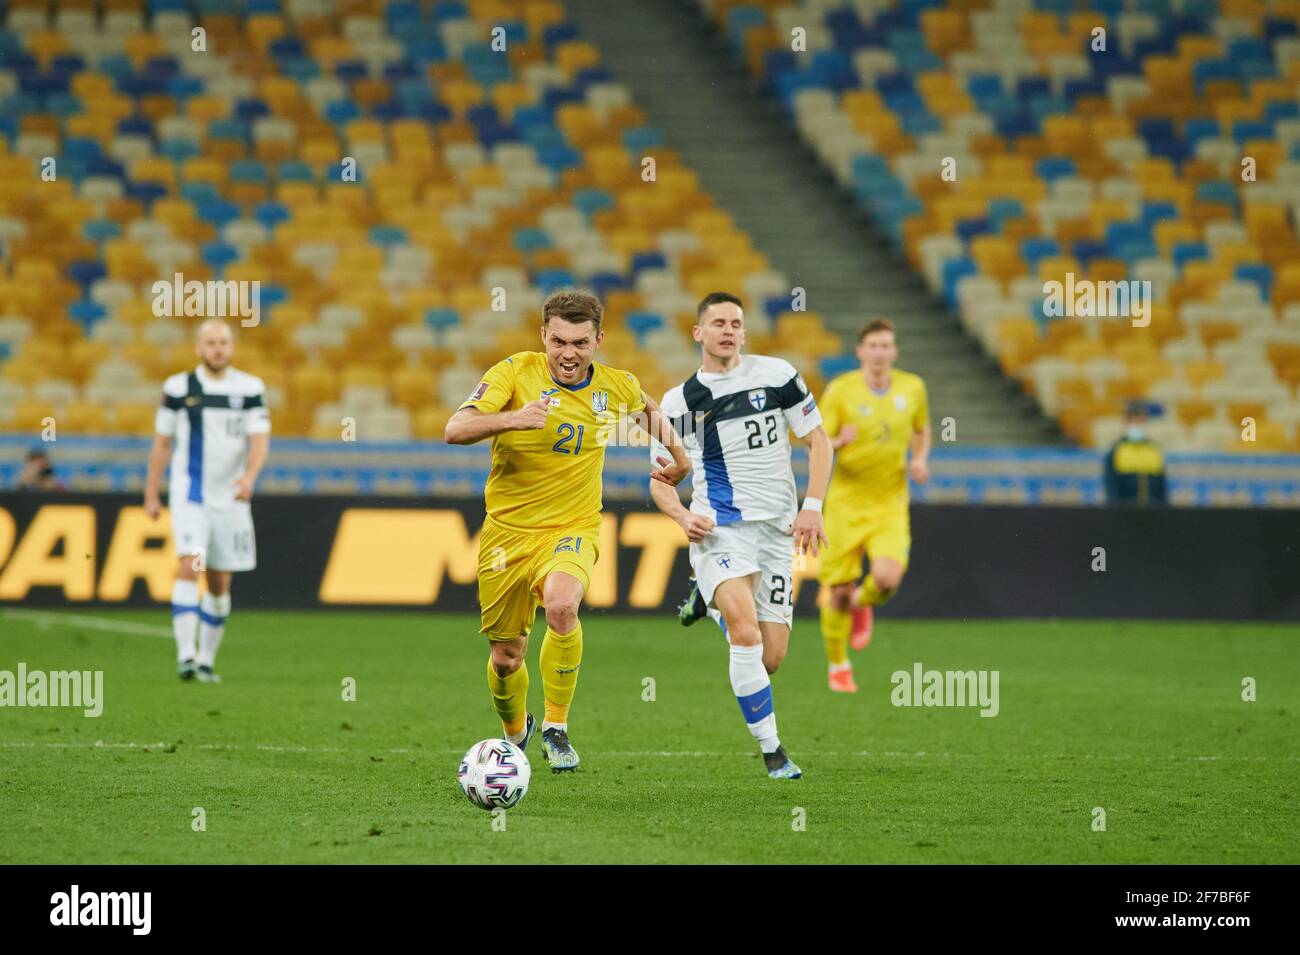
748,389,767,412
228,395,244,410
592,390,609,413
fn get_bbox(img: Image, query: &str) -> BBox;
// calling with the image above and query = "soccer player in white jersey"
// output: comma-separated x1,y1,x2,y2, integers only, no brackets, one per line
649,292,833,779
144,319,270,682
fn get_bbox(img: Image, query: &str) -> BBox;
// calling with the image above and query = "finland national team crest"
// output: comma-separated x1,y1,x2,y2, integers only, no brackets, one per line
228,394,244,410
592,390,609,414
748,389,767,412
717,555,732,568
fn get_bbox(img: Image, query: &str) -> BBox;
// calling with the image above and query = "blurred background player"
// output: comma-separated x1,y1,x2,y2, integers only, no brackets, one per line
1104,400,1168,507
445,290,688,772
145,319,270,683
818,319,930,693
651,292,831,779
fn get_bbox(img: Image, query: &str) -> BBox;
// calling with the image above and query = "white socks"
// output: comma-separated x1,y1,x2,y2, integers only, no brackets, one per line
729,643,780,754
197,592,230,668
172,579,199,663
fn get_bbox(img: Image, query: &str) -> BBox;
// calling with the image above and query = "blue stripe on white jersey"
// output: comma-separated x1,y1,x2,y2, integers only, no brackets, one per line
653,355,823,526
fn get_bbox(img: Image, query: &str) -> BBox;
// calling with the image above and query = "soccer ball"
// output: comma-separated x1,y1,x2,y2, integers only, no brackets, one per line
458,739,531,810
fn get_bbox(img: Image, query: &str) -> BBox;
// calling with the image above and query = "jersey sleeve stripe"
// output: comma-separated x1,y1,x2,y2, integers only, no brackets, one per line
775,374,807,409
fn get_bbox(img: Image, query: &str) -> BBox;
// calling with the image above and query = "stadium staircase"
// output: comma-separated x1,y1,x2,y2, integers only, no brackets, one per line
564,0,1062,444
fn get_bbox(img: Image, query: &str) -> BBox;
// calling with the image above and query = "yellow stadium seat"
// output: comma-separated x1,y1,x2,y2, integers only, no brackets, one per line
340,365,388,391
1175,398,1217,427
60,401,110,434
124,32,165,68
292,364,339,405
413,406,455,440
391,366,438,410
1154,219,1199,253
111,403,158,437
553,41,601,80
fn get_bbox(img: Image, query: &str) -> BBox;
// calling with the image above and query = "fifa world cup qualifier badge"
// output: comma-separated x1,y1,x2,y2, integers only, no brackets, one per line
540,387,561,408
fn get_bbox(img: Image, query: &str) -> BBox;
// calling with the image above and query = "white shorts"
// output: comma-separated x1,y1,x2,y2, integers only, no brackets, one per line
171,501,257,572
689,518,794,628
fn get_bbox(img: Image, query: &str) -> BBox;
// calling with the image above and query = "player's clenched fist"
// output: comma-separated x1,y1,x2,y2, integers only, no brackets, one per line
511,398,551,431
677,512,715,543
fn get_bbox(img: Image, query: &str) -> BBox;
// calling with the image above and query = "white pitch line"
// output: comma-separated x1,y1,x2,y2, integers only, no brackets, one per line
1,609,171,639
0,740,1294,761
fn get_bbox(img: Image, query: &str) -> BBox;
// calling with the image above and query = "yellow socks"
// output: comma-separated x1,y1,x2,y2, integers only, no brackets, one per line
540,622,583,726
486,655,529,739
820,604,851,666
856,574,894,607
486,623,584,736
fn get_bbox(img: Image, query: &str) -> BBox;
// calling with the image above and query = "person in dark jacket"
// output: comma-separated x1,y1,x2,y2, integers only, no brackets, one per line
1104,401,1167,506
14,448,64,491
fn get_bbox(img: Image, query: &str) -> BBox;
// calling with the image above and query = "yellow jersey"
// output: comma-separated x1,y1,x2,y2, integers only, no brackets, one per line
459,351,646,530
821,367,929,506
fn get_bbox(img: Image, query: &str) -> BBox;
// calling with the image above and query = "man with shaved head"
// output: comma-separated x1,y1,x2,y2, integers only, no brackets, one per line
145,319,271,682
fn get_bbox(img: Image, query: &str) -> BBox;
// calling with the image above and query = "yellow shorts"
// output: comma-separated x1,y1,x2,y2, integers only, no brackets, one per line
477,515,601,641
818,501,910,587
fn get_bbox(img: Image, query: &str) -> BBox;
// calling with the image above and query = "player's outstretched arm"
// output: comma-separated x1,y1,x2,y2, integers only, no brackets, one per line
144,433,172,519
788,424,832,556
649,469,713,543
444,400,549,445
639,391,690,486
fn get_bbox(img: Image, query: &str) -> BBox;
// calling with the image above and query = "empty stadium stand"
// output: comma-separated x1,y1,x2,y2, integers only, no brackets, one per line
0,0,856,445
700,0,1300,453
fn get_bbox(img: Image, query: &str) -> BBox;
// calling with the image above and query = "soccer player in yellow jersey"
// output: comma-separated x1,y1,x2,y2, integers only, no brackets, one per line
444,290,689,771
817,318,931,693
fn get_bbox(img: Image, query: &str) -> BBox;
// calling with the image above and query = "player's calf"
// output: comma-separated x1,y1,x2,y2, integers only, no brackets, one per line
171,559,201,677
540,570,585,753
486,637,533,748
716,580,799,778
821,582,859,688
196,578,230,681
850,559,905,651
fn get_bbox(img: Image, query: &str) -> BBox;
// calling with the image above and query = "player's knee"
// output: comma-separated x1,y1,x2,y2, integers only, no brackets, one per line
830,584,853,612
206,573,230,596
763,648,785,674
872,565,904,592
544,601,579,635
176,557,198,581
489,642,523,677
724,616,760,647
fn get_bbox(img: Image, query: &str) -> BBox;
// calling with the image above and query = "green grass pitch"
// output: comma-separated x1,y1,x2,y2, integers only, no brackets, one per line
1,609,1296,864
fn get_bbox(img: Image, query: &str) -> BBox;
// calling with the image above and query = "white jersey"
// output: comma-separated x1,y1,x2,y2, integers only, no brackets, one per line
156,365,270,508
652,354,822,526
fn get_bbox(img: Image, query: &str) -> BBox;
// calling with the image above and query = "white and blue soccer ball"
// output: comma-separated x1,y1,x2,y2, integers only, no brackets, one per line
458,739,531,810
